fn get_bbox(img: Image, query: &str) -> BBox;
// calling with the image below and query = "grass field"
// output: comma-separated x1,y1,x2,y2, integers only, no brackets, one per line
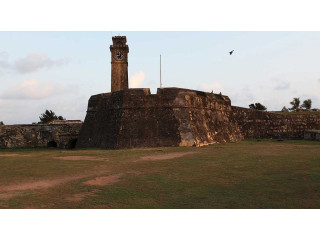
0,140,319,209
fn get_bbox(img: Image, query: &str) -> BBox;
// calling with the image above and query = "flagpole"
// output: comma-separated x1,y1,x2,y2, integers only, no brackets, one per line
160,54,162,88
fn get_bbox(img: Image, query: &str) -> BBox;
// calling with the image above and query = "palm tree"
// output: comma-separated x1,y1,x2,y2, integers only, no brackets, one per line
301,99,312,110
289,98,300,111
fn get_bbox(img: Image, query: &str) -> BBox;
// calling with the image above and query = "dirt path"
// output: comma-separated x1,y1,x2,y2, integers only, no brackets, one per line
137,152,196,161
0,154,30,157
0,151,197,202
0,167,110,200
53,156,109,161
83,173,124,186
65,190,101,202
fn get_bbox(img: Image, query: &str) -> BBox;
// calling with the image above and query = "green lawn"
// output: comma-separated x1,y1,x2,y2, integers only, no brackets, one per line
0,139,319,209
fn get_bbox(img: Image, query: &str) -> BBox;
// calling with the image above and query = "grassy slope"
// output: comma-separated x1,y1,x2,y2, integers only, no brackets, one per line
0,140,320,209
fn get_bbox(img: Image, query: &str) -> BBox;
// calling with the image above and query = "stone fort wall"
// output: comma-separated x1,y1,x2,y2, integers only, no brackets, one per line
1,88,320,149
232,106,320,139
0,123,82,149
76,88,244,149
77,88,243,149
77,88,320,149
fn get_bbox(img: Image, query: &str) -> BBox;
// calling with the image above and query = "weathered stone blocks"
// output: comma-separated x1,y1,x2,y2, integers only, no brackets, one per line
76,88,244,149
0,123,82,148
232,106,320,139
2,89,320,149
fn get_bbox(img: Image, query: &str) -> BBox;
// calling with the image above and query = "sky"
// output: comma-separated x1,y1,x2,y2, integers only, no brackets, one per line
0,31,320,124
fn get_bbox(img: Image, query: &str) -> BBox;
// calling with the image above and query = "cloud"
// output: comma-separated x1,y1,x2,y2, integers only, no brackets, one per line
129,72,145,88
0,51,8,60
14,53,69,73
228,85,257,107
198,82,223,93
1,79,64,99
318,78,320,83
0,60,10,75
274,81,290,90
0,52,10,73
0,60,10,69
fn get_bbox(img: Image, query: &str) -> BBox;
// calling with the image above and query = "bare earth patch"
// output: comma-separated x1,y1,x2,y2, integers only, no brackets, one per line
53,156,109,161
0,154,30,157
0,192,18,200
0,168,110,200
65,190,101,202
1,176,88,192
83,173,123,186
138,152,196,161
126,170,141,175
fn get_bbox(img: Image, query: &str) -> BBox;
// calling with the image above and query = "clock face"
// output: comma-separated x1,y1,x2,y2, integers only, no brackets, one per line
116,52,123,60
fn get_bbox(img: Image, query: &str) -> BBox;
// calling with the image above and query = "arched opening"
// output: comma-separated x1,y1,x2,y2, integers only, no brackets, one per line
47,141,57,148
66,139,77,149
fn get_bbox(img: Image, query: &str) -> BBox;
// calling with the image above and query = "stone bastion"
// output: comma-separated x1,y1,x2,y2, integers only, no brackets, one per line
1,88,320,149
76,87,243,149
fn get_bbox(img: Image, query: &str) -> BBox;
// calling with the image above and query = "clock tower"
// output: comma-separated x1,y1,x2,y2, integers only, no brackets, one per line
110,36,129,92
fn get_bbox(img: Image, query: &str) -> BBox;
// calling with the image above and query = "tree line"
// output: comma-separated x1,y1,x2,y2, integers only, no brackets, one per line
288,98,312,111
249,98,315,112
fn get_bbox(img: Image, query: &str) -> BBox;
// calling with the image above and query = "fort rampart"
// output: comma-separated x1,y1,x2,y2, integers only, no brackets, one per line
232,106,320,139
1,88,320,149
76,88,243,149
0,123,82,149
76,88,320,149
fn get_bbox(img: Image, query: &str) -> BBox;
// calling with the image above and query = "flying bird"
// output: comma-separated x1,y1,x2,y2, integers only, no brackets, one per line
229,50,234,55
